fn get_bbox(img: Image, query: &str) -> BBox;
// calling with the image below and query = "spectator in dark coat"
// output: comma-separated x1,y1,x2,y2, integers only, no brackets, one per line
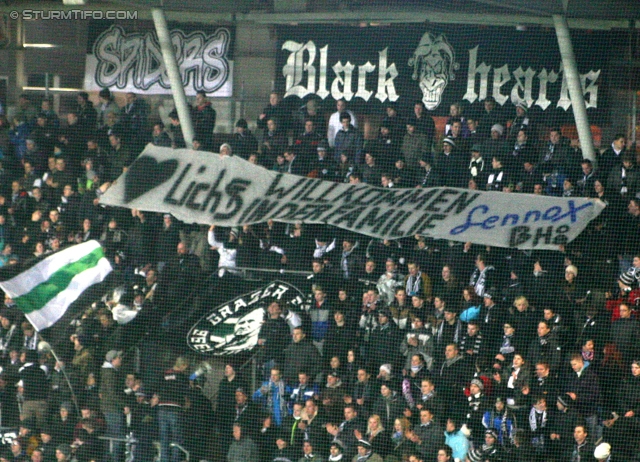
19,348,49,429
528,321,562,373
258,302,291,370
409,407,444,461
99,350,126,462
563,354,600,437
256,92,289,134
371,383,404,430
192,91,216,151
610,302,640,365
155,214,181,269
231,119,258,159
367,309,402,372
283,328,321,385
324,309,355,367
434,138,466,188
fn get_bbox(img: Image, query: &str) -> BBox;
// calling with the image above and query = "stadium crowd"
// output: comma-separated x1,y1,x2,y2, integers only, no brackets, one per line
0,89,638,462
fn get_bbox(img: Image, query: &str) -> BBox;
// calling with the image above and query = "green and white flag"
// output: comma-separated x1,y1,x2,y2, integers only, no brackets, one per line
0,240,112,331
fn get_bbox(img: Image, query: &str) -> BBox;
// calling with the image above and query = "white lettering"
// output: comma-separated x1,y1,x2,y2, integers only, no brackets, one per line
375,48,399,103
492,64,511,105
356,62,376,101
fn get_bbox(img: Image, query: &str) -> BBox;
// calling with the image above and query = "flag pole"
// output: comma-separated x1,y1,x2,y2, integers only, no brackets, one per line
38,338,81,417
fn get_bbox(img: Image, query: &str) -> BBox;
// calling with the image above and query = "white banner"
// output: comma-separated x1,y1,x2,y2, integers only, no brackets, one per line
84,25,233,96
100,145,605,250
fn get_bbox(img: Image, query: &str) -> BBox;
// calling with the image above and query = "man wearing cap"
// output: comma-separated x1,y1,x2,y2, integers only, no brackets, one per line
228,387,259,439
508,102,532,141
464,379,486,443
353,439,383,462
231,119,258,159
100,349,125,462
417,153,441,188
480,428,504,460
468,144,486,183
55,444,72,462
549,394,579,459
479,290,507,350
434,137,465,188
310,141,334,180
328,441,345,462
321,371,346,423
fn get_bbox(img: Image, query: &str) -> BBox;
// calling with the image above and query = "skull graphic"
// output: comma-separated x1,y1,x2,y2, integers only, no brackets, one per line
234,308,265,337
408,32,459,110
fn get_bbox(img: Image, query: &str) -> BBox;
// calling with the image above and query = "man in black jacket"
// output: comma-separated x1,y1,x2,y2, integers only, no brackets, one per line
283,328,321,385
157,356,189,462
563,354,600,438
325,404,364,460
258,302,290,372
192,91,216,151
18,348,48,429
407,407,444,461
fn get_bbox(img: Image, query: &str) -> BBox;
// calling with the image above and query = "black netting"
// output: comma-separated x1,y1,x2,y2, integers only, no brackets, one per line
0,8,638,462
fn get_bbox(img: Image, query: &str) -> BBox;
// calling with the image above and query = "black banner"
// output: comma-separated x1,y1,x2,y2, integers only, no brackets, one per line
276,24,616,123
187,280,305,355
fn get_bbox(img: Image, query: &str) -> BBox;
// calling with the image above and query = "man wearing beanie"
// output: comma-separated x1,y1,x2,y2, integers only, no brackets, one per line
353,439,383,462
55,444,72,462
465,378,486,444
549,394,579,459
594,442,612,462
